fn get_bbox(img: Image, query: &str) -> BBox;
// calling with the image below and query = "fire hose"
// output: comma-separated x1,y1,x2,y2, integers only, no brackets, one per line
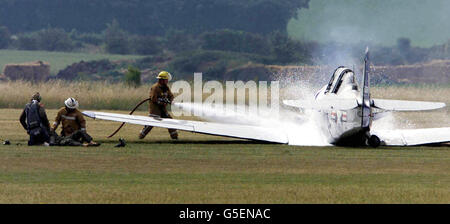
107,97,172,138
107,98,150,138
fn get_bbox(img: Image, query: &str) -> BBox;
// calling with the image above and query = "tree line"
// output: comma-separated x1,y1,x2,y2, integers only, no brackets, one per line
3,21,450,66
0,0,309,35
0,21,312,65
1,0,450,67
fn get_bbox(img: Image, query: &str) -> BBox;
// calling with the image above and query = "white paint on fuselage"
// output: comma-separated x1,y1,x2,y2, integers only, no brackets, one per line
313,68,365,144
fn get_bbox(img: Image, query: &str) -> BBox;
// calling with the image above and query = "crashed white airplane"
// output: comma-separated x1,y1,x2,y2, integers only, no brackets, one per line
83,49,450,147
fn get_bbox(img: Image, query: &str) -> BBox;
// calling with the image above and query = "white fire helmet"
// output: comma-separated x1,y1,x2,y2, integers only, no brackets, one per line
64,97,79,109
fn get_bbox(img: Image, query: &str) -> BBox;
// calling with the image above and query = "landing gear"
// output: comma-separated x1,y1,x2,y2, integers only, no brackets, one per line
367,135,381,148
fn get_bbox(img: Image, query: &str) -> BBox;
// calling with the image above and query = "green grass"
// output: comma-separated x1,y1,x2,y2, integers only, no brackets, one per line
0,50,143,75
0,109,448,203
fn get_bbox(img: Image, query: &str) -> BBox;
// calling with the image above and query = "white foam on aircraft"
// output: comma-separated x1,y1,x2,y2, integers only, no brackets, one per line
174,102,330,146
172,74,332,147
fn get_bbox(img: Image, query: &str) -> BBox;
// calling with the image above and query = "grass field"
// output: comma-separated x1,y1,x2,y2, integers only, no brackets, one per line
0,81,149,110
1,81,450,113
0,108,448,203
0,50,143,75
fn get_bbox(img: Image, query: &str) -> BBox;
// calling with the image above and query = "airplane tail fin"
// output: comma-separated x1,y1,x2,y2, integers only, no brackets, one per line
361,47,371,129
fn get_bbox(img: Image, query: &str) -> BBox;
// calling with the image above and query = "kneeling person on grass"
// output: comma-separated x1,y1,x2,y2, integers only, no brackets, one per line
19,92,51,146
50,97,100,147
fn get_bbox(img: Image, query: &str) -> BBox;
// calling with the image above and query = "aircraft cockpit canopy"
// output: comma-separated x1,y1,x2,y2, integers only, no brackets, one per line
325,66,358,94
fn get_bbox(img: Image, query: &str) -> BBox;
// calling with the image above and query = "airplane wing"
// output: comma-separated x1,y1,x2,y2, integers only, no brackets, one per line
82,111,288,144
283,99,358,111
372,127,450,146
372,99,445,111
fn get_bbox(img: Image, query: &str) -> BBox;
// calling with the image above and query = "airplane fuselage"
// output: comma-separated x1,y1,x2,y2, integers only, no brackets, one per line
313,67,373,146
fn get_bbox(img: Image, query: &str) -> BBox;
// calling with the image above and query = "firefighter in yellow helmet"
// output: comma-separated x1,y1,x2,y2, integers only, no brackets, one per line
139,71,178,139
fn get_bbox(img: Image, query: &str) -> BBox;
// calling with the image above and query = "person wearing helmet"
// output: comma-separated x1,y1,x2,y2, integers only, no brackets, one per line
139,71,178,140
50,97,100,147
19,92,51,146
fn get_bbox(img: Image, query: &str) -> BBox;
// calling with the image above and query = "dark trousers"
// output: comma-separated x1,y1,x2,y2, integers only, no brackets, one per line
28,127,50,146
57,130,93,146
141,112,178,139
70,130,93,142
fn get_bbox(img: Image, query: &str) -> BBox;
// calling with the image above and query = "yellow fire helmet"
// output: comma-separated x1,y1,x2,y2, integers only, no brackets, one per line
157,71,172,81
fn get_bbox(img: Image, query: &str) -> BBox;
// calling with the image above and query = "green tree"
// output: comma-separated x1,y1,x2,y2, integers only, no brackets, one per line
0,0,310,35
16,34,39,50
201,29,270,55
103,20,129,54
0,26,10,49
36,27,74,51
124,66,141,87
165,29,199,52
397,37,411,54
132,35,163,55
270,32,297,64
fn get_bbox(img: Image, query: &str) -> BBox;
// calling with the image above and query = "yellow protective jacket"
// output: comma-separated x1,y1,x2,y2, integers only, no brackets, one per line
148,82,174,116
52,107,86,136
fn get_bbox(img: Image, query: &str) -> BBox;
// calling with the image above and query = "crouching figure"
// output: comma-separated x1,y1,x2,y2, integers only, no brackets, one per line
19,92,51,146
50,97,100,147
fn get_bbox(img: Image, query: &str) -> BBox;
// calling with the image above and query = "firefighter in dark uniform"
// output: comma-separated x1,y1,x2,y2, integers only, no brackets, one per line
139,71,178,139
50,97,100,147
19,92,50,146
